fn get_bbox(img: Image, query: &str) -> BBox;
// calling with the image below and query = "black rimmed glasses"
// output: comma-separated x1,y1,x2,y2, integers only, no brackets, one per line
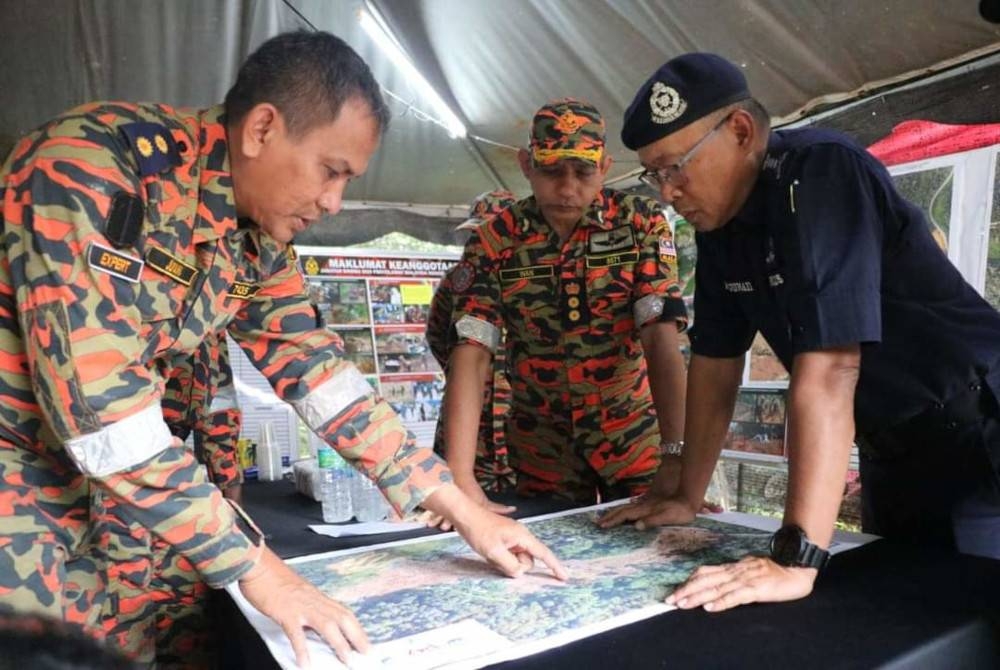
638,111,734,189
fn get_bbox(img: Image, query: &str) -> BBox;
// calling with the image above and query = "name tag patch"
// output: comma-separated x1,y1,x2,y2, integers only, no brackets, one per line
586,250,639,268
499,265,555,282
724,281,755,293
88,242,143,283
588,226,636,254
228,281,260,300
145,247,197,286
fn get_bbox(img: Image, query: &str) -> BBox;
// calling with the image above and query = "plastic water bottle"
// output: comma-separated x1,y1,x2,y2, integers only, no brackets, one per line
352,471,390,522
318,446,353,523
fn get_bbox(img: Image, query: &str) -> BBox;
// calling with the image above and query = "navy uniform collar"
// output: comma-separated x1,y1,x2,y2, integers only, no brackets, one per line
731,132,787,228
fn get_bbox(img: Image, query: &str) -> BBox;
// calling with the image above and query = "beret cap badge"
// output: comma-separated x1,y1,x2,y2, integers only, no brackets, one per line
650,82,687,125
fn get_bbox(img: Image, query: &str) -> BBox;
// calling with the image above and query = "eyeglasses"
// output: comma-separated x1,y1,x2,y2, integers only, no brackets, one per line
638,112,733,190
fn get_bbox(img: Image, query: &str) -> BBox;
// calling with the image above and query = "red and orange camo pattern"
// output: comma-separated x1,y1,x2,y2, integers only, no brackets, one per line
91,333,243,667
427,261,515,492
0,102,450,658
451,189,687,502
161,332,242,492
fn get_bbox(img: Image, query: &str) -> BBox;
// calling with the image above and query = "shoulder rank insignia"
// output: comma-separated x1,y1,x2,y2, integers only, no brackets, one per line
88,241,144,283
145,247,198,285
119,122,182,176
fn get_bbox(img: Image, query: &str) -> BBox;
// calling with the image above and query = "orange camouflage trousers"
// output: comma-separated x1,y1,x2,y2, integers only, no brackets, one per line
96,492,215,669
0,469,212,668
507,402,662,503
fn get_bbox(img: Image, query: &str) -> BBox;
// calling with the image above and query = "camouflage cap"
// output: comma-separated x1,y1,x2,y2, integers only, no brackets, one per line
529,98,606,167
456,189,517,231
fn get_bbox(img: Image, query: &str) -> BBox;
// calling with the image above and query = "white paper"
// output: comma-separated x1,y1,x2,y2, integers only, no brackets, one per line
309,521,426,537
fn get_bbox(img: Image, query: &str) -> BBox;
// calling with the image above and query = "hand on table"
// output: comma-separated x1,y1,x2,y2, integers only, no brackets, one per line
421,483,565,580
456,506,568,580
597,494,699,530
666,555,818,612
239,547,369,668
597,456,720,529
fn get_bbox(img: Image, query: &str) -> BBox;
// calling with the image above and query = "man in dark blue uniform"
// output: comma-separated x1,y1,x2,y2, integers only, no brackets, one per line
602,52,1000,612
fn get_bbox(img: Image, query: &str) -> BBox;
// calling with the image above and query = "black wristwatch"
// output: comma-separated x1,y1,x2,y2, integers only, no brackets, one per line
769,524,830,570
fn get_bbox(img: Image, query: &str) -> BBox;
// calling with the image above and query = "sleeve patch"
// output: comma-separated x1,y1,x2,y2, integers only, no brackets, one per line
451,261,476,293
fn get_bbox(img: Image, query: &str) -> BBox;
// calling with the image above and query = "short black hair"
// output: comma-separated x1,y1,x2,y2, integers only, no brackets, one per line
224,30,390,137
0,607,138,670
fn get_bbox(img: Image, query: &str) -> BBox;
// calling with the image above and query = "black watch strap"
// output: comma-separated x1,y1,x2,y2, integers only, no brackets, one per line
770,524,831,570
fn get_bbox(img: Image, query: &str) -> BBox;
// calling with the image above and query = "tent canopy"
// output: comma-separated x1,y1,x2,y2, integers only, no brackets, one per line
2,0,999,243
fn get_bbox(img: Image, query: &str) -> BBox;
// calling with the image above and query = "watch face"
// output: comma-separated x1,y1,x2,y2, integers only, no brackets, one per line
770,525,805,565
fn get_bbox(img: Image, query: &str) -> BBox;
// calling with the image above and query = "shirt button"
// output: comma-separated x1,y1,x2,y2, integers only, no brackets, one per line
567,296,580,308
568,310,581,322
969,382,981,392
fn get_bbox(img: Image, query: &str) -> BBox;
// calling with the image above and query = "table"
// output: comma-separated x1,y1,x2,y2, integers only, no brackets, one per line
217,480,1000,669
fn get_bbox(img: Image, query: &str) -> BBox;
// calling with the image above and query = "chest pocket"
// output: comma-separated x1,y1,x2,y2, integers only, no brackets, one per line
136,238,201,356
499,262,559,344
585,249,639,333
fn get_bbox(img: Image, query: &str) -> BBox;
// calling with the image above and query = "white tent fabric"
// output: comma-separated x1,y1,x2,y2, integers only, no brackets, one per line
1,0,999,228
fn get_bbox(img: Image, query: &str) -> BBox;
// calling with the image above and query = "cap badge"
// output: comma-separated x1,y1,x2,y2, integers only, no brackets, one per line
650,82,687,125
553,111,588,134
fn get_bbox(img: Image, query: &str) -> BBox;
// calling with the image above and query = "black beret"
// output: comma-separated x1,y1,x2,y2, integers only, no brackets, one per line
622,53,751,150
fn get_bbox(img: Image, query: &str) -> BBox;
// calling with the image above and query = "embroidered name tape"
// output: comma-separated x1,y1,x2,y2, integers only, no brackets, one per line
499,265,555,282
586,250,639,268
145,247,197,285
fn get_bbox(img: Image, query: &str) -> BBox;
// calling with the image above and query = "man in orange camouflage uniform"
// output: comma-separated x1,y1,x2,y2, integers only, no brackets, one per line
0,31,564,668
443,99,689,505
428,191,517,498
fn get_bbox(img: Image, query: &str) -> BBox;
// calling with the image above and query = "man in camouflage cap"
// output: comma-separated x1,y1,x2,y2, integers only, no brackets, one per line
0,30,564,668
428,191,518,518
443,98,689,506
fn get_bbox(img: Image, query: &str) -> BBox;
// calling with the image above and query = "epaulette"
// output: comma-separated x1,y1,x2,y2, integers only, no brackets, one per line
119,122,183,176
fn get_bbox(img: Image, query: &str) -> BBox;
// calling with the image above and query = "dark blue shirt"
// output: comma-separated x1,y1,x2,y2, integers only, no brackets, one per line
689,128,1000,433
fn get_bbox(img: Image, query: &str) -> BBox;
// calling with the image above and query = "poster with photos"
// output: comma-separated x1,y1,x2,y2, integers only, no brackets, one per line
724,388,787,457
332,327,376,374
374,327,440,375
299,249,459,447
370,279,435,326
381,374,446,425
309,278,370,325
